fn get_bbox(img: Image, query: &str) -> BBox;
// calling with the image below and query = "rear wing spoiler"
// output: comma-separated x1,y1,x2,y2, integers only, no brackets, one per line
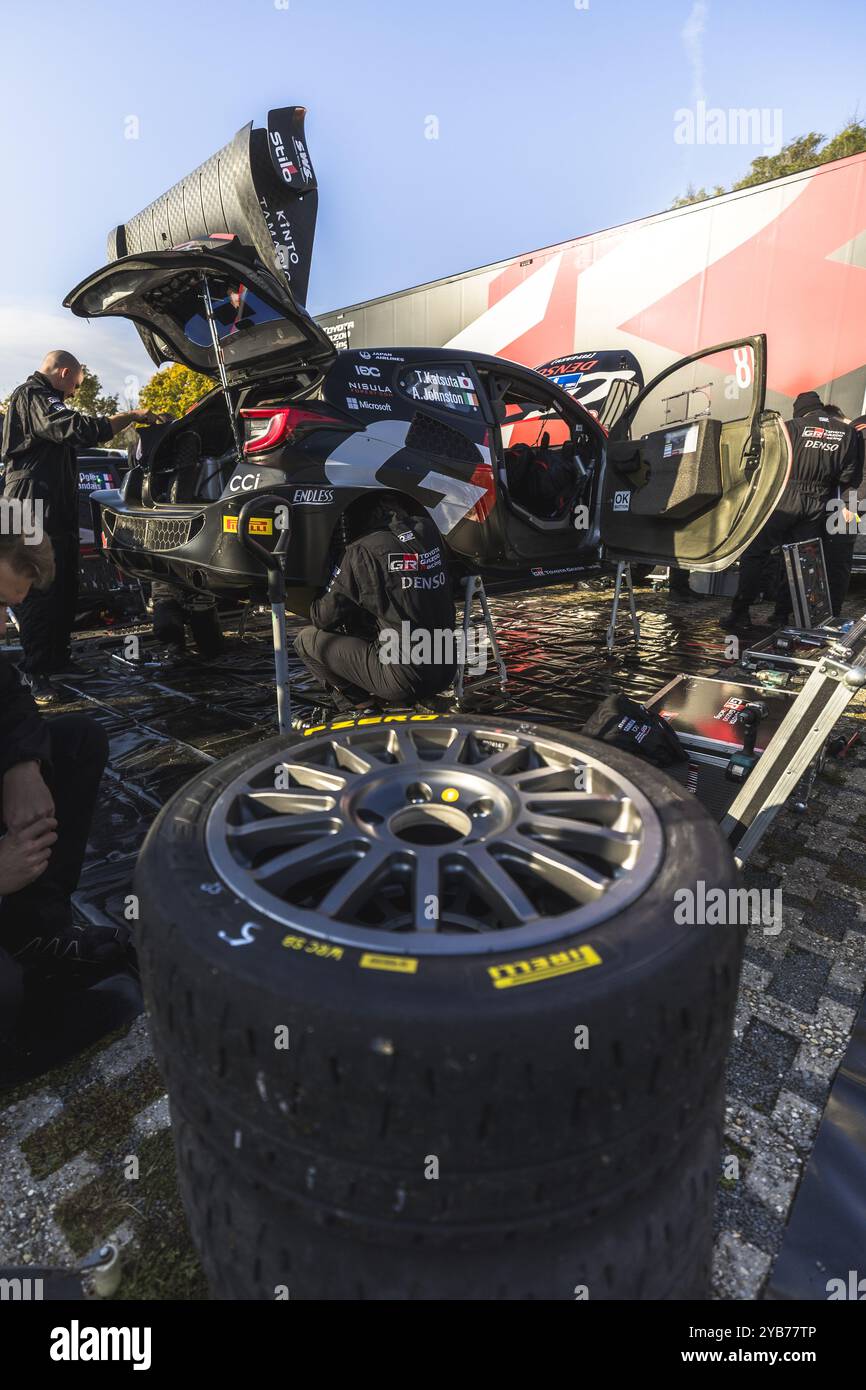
107,106,318,307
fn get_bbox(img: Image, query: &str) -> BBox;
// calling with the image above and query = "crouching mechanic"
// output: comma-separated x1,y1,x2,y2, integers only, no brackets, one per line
293,499,457,724
0,534,129,1074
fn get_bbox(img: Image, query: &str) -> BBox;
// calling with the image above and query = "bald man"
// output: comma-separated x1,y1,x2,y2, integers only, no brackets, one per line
0,352,158,700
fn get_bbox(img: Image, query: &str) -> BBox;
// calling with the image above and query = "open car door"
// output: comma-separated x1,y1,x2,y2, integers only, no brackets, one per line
600,336,791,570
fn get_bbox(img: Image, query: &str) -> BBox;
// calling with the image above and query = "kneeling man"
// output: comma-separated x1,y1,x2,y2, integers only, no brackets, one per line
294,499,457,721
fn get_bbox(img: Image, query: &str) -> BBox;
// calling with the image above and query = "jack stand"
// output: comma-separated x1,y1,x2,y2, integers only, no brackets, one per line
455,575,508,702
605,562,640,655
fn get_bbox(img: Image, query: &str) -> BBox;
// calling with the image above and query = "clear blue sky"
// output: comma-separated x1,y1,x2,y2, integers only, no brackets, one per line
1,0,864,397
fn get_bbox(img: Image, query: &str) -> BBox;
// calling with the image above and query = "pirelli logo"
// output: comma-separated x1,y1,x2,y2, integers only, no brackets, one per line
488,945,602,990
222,515,274,535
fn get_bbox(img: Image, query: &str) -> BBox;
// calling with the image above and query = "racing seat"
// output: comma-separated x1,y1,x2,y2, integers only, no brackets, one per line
502,434,583,521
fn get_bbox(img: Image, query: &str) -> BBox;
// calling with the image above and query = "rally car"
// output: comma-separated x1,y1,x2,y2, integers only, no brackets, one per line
63,108,792,618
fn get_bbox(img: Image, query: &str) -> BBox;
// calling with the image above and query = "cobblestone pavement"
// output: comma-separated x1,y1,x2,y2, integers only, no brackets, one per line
1,576,864,1299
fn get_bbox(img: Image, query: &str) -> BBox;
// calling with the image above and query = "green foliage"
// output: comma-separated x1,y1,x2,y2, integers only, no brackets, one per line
70,365,119,418
671,120,866,208
139,364,215,419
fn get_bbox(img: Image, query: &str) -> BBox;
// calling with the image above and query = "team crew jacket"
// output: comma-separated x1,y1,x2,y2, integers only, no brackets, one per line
0,652,51,778
311,514,456,642
0,372,114,530
784,408,862,500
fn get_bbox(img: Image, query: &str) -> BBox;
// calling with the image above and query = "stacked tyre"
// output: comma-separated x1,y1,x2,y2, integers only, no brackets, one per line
136,715,742,1300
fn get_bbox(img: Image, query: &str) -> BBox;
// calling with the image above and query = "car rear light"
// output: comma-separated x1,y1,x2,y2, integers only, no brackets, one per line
466,459,496,522
241,406,347,455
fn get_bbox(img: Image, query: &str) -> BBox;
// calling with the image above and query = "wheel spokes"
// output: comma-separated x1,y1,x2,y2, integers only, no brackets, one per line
228,811,341,853
516,813,640,867
317,844,392,918
251,831,367,891
497,836,609,901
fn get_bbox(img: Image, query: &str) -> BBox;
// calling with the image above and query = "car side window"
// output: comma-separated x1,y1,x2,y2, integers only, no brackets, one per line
396,364,482,417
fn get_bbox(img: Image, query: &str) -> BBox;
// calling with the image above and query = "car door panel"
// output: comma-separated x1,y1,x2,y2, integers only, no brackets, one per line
600,336,791,570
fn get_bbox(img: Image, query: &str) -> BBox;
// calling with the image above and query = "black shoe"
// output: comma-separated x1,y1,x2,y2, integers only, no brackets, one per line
291,704,332,733
9,914,129,979
25,674,60,703
291,702,379,733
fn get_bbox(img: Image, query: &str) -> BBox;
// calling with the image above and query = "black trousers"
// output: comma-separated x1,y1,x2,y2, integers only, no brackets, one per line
0,714,108,1036
732,492,828,617
294,626,455,711
15,531,80,675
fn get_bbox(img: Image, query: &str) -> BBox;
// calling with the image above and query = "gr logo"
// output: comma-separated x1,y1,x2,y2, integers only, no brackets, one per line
613,490,631,512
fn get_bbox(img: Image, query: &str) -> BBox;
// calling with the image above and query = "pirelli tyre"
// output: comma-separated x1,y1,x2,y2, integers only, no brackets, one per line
135,713,742,1301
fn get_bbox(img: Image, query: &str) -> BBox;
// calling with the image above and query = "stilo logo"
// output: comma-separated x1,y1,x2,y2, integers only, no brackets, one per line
270,130,299,184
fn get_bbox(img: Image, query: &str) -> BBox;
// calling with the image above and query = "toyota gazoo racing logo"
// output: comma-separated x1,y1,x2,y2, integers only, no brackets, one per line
389,547,445,589
388,547,442,573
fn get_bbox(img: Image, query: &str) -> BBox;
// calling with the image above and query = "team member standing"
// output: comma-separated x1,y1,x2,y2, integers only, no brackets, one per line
823,410,865,617
293,498,457,724
723,391,862,631
0,351,158,700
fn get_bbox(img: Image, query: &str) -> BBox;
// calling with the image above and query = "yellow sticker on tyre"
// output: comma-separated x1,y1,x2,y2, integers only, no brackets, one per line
488,945,602,990
304,714,440,737
359,953,419,975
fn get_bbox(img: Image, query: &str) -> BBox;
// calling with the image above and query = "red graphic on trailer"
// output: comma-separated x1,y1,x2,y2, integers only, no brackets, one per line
472,155,866,404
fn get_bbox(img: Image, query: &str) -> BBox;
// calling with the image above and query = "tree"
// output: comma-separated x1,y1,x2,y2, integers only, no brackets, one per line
70,365,119,417
139,364,215,419
671,119,866,207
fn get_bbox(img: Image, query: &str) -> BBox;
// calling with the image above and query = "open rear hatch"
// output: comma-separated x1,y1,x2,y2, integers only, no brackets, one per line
64,236,336,387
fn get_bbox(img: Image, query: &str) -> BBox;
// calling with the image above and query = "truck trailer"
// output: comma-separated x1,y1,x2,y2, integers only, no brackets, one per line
316,152,866,421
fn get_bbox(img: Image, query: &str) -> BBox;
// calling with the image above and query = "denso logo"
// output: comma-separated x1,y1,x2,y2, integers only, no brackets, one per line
270,130,299,184
229,473,262,493
401,573,446,591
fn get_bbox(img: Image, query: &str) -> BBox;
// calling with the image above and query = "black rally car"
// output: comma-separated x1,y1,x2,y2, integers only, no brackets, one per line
63,109,792,617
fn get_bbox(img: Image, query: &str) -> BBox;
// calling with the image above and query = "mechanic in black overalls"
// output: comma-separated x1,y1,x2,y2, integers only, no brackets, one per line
293,499,457,724
822,409,865,617
0,351,157,701
723,391,862,631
